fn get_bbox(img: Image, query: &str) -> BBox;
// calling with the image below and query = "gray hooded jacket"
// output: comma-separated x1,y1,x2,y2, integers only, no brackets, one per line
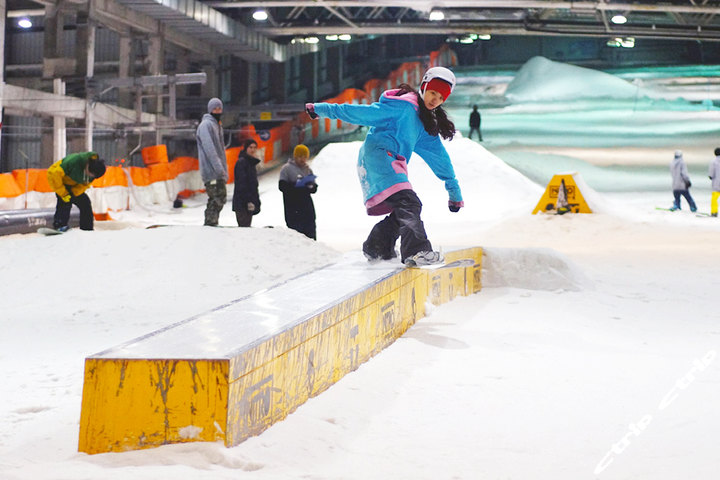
197,113,228,183
670,153,691,191
710,156,720,192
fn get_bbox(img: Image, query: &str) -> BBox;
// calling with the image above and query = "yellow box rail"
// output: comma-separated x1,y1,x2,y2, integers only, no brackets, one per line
78,247,483,454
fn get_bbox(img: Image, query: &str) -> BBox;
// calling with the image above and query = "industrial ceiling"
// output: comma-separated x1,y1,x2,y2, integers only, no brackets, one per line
208,1,720,42
9,0,720,62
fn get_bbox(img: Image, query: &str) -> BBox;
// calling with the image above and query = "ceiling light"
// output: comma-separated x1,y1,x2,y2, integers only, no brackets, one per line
478,34,491,40
607,36,635,48
611,14,627,24
17,18,33,29
252,10,268,21
338,34,352,41
429,10,445,21
325,34,339,41
305,36,319,44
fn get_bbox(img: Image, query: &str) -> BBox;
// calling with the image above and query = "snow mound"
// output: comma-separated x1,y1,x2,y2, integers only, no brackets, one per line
481,247,592,291
505,56,641,102
311,138,543,227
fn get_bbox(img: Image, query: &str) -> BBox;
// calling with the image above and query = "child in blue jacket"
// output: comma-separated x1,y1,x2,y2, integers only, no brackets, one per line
305,67,463,266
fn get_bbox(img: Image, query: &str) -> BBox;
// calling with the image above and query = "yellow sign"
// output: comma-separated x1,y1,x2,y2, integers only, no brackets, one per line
259,112,272,121
532,172,592,214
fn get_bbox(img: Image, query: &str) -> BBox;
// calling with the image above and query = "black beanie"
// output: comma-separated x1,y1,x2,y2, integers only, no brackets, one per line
715,147,720,156
89,159,106,178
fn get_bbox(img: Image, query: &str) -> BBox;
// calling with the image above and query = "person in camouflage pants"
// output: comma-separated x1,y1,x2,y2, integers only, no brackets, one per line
197,97,229,226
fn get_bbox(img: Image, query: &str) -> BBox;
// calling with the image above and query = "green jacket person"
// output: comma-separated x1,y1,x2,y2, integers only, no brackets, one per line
47,152,106,231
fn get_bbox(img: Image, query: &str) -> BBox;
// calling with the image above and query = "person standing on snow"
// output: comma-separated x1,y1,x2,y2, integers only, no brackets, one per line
304,66,463,266
232,139,262,227
669,149,697,212
279,144,318,240
197,97,228,226
709,147,720,217
468,105,482,141
47,151,106,231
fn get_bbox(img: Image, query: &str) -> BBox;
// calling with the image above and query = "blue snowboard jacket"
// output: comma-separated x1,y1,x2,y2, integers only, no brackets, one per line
312,89,463,215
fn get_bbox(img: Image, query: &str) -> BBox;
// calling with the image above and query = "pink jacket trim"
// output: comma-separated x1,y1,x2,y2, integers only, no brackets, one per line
365,182,413,215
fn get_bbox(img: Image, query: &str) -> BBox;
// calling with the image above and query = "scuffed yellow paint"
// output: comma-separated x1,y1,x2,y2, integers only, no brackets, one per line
79,247,483,454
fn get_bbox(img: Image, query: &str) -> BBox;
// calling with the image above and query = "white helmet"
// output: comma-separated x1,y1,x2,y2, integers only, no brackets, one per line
420,66,456,94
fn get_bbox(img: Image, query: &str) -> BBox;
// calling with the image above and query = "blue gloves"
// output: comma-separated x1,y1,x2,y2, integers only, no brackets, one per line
305,103,318,119
296,174,317,187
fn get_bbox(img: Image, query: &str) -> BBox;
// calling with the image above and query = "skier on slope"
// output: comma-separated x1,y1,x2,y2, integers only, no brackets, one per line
669,149,697,212
305,66,464,267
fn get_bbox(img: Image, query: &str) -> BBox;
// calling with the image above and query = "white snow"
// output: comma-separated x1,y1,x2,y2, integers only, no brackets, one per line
2,59,720,480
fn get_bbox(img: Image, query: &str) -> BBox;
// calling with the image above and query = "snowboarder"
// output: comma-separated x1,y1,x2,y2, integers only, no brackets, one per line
709,147,720,217
46,151,106,231
669,150,697,212
305,66,463,266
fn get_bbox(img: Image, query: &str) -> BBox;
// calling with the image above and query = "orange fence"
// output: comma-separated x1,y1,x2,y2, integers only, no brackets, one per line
0,45,456,213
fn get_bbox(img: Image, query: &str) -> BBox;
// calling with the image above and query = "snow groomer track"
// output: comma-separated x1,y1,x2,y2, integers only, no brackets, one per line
78,247,483,454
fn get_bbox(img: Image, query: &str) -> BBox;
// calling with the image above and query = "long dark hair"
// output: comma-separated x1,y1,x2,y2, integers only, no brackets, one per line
394,83,455,140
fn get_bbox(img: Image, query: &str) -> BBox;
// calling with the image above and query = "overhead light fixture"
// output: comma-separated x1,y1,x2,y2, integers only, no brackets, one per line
607,36,635,48
17,18,33,29
338,34,352,41
611,14,627,24
252,10,268,21
478,34,491,40
429,10,445,21
305,36,319,44
325,34,339,41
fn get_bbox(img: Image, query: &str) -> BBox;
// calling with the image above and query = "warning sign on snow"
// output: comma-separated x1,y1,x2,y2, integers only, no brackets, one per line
532,172,593,215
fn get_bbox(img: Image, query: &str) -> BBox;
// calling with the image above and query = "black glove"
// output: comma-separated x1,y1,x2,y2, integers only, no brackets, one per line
448,200,464,213
305,103,318,120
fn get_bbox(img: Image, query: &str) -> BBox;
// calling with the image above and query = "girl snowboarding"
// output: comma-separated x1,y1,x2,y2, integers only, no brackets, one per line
305,66,463,266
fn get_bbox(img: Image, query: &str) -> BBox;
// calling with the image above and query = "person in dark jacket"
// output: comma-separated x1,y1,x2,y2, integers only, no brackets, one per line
232,139,262,227
46,151,106,231
278,144,317,240
468,105,482,141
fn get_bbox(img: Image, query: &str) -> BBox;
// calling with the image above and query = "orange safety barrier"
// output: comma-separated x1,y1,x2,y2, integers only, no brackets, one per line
0,173,22,198
93,212,114,221
92,166,128,188
141,145,169,165
225,147,241,184
12,168,53,193
128,166,152,187
171,156,200,173
148,163,173,184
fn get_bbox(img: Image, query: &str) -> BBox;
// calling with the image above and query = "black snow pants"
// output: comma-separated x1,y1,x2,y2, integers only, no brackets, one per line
362,189,432,263
53,193,94,230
